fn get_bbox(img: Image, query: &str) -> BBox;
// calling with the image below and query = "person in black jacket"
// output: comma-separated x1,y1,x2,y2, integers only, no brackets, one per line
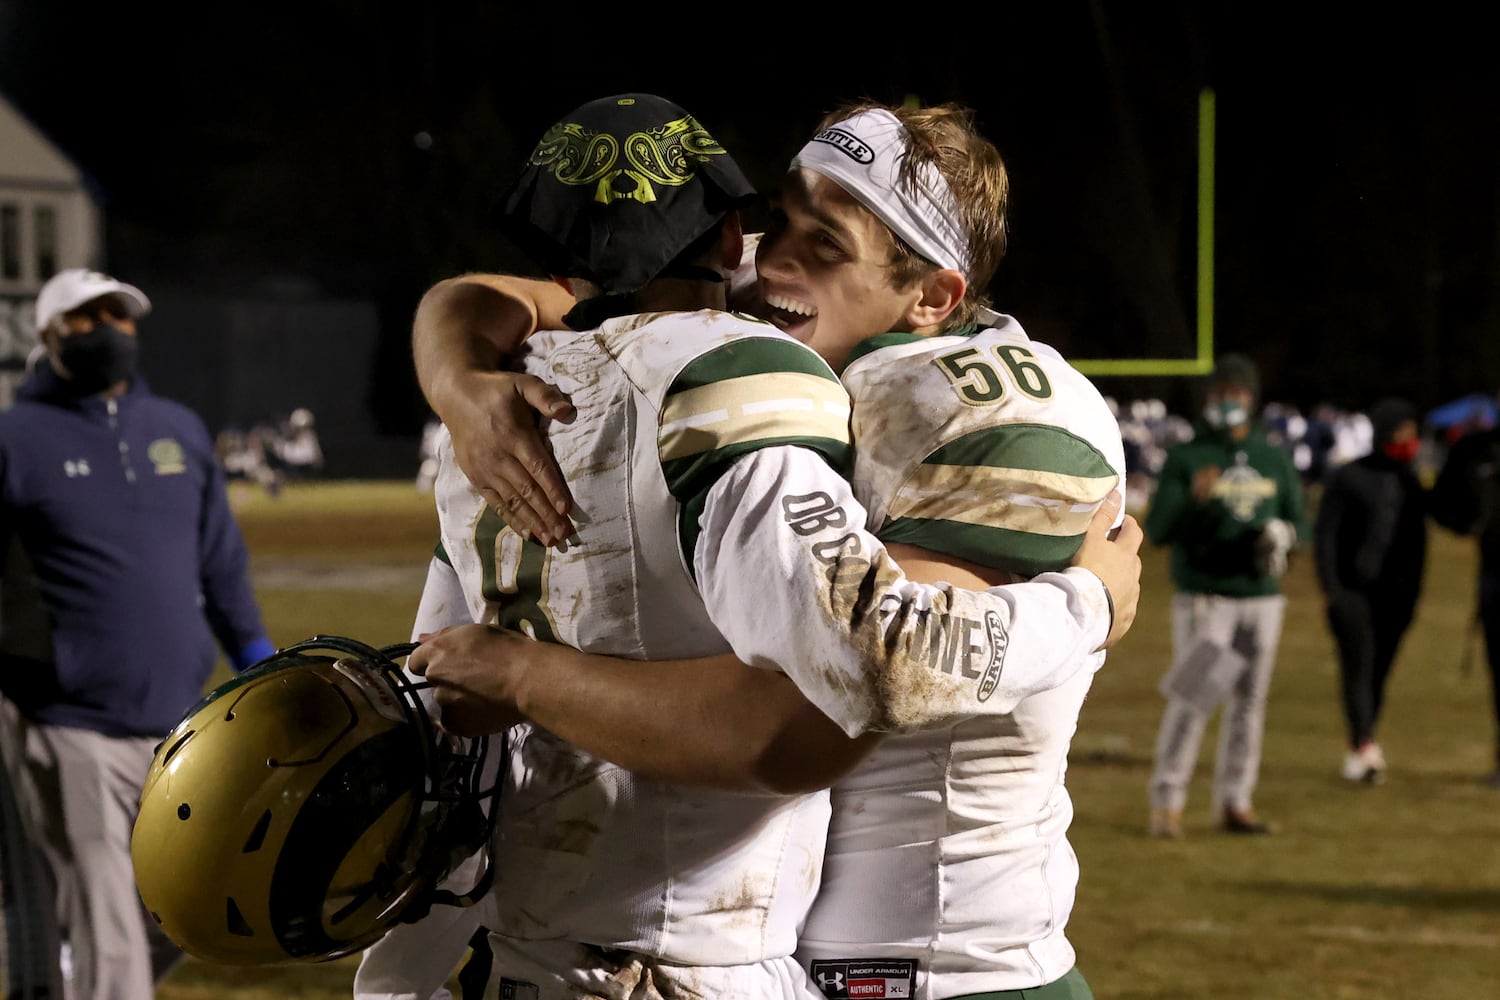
0,269,276,1000
1429,394,1500,788
1314,397,1427,784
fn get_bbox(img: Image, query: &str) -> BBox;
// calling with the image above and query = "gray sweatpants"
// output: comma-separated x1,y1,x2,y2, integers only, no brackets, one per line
1148,592,1287,814
0,698,178,1000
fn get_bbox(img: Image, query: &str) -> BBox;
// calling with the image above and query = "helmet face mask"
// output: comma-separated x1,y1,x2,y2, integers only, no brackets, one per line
132,636,496,965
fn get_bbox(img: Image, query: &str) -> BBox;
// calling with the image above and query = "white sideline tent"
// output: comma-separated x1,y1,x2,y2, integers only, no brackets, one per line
0,91,104,408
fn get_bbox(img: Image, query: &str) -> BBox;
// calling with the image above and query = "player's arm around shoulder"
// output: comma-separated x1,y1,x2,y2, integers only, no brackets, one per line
412,272,579,540
416,315,878,794
693,434,1140,738
1059,491,1142,648
888,492,1141,653
411,623,879,795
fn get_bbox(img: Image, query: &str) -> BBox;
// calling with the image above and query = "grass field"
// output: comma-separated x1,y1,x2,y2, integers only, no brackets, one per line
148,480,1500,1000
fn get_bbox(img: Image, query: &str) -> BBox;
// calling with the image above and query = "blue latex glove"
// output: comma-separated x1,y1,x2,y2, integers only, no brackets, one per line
231,637,277,672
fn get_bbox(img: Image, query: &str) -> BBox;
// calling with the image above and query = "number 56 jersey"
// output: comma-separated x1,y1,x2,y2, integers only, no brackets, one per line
797,314,1127,999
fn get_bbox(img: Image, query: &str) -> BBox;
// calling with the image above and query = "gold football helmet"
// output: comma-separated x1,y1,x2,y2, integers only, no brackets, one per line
131,635,497,965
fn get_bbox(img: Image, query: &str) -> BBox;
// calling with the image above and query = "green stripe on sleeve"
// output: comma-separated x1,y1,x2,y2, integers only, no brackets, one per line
672,337,842,388
879,515,1088,579
879,422,1119,576
660,337,853,572
669,436,853,566
927,422,1115,478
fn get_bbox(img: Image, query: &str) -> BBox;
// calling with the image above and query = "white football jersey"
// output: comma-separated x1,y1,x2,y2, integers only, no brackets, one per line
797,316,1127,998
433,310,848,970
432,308,1119,985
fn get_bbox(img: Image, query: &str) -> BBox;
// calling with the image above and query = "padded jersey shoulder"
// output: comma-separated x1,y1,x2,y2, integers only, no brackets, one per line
840,315,1124,577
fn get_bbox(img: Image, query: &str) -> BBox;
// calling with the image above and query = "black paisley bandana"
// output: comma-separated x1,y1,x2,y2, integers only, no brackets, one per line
498,93,758,298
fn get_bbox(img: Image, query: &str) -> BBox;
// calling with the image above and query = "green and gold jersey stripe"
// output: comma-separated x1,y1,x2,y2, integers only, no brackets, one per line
661,371,852,462
925,422,1115,479
894,472,1110,534
660,340,852,569
880,423,1118,577
668,336,839,389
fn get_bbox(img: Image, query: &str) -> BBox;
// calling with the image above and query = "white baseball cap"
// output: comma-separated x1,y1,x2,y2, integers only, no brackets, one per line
34,268,152,332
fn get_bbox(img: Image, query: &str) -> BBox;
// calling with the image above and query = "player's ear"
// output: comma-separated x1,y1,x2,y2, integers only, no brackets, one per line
904,268,966,330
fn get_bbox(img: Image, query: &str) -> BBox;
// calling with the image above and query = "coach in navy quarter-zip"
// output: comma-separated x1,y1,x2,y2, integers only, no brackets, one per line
0,269,275,1000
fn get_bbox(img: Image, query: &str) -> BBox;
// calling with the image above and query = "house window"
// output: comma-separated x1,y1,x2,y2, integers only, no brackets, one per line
34,205,57,280
0,204,19,280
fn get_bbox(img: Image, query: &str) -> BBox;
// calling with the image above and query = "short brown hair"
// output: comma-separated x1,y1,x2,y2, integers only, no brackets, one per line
814,100,1009,330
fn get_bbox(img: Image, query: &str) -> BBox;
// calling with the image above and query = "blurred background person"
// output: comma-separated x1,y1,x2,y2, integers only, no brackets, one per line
215,424,281,496
1143,353,1310,837
1314,397,1428,784
0,269,277,1000
1428,395,1500,788
1328,407,1375,472
1300,403,1341,487
268,406,325,484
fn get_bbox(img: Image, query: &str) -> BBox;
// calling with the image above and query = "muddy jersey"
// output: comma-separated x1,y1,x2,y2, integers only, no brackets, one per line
798,315,1126,999
432,309,1116,971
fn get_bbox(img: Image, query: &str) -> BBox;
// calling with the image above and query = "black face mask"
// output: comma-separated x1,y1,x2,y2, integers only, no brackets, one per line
56,322,139,395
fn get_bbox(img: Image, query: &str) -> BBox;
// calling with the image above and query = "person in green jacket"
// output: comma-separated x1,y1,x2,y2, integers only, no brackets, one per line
1144,353,1310,838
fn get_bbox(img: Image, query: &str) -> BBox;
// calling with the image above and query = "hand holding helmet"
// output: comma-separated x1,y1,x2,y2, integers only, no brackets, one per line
131,636,498,965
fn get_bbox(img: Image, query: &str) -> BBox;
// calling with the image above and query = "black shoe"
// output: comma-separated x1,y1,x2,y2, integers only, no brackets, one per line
1220,807,1275,835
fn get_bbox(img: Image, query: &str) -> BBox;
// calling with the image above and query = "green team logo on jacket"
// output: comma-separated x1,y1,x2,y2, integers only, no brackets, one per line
1215,453,1277,521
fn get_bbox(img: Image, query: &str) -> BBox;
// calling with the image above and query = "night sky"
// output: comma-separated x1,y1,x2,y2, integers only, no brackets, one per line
2,1,1498,429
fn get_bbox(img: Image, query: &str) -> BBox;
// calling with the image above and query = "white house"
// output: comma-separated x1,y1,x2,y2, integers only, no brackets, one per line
0,91,103,406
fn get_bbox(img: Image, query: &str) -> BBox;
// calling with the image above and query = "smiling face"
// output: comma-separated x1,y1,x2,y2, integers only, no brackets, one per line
754,167,929,371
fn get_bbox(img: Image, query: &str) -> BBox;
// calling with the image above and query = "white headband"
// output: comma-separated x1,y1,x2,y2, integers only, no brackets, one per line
790,108,972,276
